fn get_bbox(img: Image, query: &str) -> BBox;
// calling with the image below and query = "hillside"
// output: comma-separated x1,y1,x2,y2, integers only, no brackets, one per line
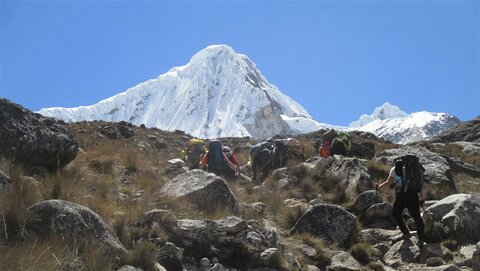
2,99,480,271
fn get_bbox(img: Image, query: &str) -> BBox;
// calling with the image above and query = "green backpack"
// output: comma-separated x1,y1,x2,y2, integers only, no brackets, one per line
337,132,352,153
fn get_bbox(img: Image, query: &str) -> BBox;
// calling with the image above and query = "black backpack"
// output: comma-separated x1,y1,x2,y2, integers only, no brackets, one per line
394,155,425,193
208,140,224,173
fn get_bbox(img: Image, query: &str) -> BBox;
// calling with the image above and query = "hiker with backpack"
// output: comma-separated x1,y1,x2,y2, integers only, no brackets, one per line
199,140,239,178
182,138,207,170
222,146,240,178
249,138,292,183
376,155,427,246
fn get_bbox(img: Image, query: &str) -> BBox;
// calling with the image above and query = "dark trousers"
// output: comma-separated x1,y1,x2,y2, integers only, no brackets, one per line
392,193,426,241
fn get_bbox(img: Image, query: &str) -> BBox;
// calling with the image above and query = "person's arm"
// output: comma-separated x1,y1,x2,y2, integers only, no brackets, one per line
199,152,208,169
377,168,395,190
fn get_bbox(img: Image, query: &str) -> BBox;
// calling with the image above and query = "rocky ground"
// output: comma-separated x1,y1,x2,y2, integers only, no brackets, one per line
1,99,480,271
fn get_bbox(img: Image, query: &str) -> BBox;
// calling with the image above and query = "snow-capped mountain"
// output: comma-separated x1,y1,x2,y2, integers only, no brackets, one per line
38,45,332,139
349,103,461,144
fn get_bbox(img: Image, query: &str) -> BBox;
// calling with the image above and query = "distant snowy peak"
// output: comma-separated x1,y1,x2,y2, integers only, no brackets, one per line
349,103,460,144
349,102,407,128
38,44,320,138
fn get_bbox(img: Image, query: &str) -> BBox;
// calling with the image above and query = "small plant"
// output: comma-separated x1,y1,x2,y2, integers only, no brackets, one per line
442,239,459,251
368,261,386,271
84,241,116,271
366,161,390,183
88,159,114,175
344,221,362,249
122,240,157,271
298,233,332,268
350,242,374,264
280,206,303,230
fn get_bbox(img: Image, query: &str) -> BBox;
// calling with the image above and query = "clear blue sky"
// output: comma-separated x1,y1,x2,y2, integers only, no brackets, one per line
1,0,479,126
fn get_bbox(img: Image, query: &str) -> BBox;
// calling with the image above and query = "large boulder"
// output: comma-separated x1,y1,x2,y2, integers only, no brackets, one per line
160,170,237,211
423,193,480,243
362,203,396,230
0,99,78,171
328,158,373,194
374,146,456,198
168,216,300,271
26,199,125,254
291,203,357,245
352,190,383,213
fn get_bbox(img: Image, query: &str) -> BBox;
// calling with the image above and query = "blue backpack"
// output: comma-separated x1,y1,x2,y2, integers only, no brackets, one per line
208,140,225,173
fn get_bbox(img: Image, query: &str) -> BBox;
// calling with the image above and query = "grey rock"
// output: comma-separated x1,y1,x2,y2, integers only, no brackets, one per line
352,190,383,213
431,118,480,143
423,194,480,242
409,265,462,271
139,209,178,229
329,158,373,194
164,158,187,178
277,178,294,190
326,251,363,271
360,228,401,255
271,167,289,180
452,141,480,155
362,203,395,229
157,242,183,271
304,265,321,271
426,257,445,267
0,99,78,171
171,216,299,271
117,265,144,271
291,203,357,245
384,239,420,268
419,243,444,264
26,199,125,254
160,169,237,211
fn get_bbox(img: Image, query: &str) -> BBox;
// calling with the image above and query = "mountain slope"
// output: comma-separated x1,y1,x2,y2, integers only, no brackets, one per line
39,45,329,139
349,103,461,144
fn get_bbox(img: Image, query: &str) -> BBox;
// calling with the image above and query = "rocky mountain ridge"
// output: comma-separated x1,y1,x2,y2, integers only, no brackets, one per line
38,45,328,139
36,45,459,143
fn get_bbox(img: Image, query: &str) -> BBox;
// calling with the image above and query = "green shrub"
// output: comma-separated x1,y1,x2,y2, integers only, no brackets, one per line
350,242,374,264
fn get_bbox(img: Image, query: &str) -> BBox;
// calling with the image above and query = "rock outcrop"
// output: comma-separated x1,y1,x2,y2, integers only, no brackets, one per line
431,117,480,143
0,99,78,171
159,170,237,211
423,193,480,243
162,216,300,271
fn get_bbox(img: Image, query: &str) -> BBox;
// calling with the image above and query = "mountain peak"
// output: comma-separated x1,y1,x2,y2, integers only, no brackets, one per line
38,44,314,139
349,102,407,128
189,44,242,66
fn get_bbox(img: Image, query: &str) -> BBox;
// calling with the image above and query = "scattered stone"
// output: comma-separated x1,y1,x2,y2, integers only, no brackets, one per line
0,170,12,193
326,251,363,271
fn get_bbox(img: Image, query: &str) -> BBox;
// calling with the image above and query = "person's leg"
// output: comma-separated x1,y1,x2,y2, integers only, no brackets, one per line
406,193,426,243
392,194,411,236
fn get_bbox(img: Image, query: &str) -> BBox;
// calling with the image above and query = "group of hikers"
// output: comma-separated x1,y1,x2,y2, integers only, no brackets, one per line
181,128,428,247
180,128,376,184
